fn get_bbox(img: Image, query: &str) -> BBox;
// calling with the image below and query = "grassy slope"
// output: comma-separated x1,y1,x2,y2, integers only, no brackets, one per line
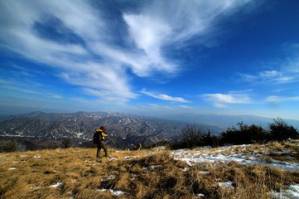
0,140,299,199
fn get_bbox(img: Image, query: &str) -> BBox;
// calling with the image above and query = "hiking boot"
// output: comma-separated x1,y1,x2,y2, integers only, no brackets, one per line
96,157,102,162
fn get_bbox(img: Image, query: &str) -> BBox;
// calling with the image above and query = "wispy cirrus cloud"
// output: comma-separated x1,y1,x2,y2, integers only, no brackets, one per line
0,0,254,103
141,89,189,103
240,70,298,84
265,95,299,103
202,92,252,107
123,0,254,74
240,43,299,85
0,0,135,101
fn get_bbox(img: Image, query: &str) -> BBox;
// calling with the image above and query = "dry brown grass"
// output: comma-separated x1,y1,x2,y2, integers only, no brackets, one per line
0,141,298,199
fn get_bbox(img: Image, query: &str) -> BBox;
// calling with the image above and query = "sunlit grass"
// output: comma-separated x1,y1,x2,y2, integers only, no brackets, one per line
0,140,298,198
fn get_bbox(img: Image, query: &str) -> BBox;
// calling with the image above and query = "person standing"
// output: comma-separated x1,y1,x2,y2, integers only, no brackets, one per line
93,126,108,159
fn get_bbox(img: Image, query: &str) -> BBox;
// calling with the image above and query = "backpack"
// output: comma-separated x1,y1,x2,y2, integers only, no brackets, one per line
93,132,99,144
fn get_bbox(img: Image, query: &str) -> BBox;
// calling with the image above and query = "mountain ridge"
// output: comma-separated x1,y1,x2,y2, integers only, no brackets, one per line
0,111,220,149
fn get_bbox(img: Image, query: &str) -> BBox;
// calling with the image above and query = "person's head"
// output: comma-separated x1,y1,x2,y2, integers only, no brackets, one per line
95,126,106,132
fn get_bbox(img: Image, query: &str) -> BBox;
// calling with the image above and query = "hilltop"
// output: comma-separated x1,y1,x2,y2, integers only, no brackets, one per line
1,140,299,199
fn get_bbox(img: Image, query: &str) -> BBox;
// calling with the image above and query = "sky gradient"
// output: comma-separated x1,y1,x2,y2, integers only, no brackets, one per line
0,0,299,120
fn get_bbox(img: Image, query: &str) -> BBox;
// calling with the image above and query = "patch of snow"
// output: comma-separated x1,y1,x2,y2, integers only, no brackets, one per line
108,157,117,161
196,193,205,198
181,167,189,172
110,189,125,196
172,149,299,171
8,167,16,170
271,184,299,199
218,181,234,189
96,189,125,196
142,165,164,171
76,132,83,138
185,160,193,167
33,155,41,159
198,171,210,175
149,165,162,170
0,134,36,138
124,156,137,160
49,182,63,188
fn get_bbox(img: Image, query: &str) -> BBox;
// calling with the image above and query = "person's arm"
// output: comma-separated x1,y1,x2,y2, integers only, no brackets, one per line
102,132,108,137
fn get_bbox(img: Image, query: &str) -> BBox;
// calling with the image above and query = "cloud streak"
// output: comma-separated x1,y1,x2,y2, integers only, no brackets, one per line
141,89,189,103
203,93,252,107
240,70,298,84
265,95,299,103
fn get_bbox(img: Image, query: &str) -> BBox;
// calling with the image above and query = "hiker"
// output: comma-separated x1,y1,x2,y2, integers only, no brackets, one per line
93,126,108,159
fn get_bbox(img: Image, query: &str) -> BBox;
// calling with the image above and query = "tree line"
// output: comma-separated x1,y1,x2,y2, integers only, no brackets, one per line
171,118,299,149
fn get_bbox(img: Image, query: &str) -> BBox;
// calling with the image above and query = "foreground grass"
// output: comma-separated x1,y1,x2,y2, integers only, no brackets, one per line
0,141,298,199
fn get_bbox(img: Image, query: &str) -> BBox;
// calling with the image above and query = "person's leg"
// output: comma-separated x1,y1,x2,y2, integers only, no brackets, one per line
101,143,108,157
96,144,101,158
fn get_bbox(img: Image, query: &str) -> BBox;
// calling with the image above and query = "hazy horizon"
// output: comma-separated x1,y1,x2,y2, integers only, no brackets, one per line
2,110,299,130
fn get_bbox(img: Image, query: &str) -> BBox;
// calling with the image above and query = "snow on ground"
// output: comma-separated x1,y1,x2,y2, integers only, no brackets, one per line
271,184,299,199
33,155,41,159
49,182,63,188
197,171,210,175
149,165,163,170
172,145,299,171
218,181,234,189
123,156,138,160
108,157,117,161
196,193,205,198
96,189,125,196
181,167,189,172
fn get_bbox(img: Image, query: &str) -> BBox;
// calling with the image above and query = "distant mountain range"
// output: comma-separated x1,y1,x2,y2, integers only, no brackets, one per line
0,111,298,149
0,111,219,149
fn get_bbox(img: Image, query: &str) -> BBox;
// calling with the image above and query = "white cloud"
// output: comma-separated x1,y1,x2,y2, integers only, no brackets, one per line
240,43,299,86
241,70,298,84
0,0,135,101
123,14,174,74
265,95,299,103
203,93,251,107
123,0,253,74
0,0,254,102
141,89,189,103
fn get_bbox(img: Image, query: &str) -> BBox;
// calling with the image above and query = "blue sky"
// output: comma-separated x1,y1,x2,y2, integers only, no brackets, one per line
0,0,299,120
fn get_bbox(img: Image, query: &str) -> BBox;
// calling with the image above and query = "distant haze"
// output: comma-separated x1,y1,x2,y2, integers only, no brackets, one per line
1,111,299,130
